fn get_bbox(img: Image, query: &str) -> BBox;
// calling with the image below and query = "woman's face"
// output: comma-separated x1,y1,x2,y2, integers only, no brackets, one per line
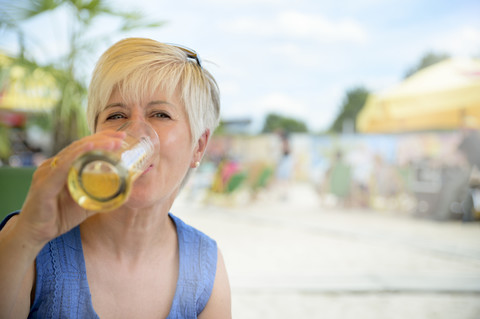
95,87,197,208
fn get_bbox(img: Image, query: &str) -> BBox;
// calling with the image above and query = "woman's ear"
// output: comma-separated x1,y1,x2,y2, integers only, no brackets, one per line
191,129,210,168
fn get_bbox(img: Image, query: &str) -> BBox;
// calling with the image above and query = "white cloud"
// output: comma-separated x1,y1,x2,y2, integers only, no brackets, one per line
254,93,309,115
226,11,368,44
269,43,322,67
218,80,241,96
431,26,480,57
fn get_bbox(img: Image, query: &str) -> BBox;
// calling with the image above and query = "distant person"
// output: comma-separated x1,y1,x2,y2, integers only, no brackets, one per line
275,130,294,200
327,150,352,206
458,128,480,221
458,129,480,169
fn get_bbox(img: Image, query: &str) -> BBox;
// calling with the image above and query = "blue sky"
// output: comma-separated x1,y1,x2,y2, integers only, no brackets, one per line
1,0,480,132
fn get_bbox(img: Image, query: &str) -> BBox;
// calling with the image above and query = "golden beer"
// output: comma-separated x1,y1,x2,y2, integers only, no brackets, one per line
67,123,158,212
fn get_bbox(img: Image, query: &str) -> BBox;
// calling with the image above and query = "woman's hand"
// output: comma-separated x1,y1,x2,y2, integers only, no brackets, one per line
14,130,126,248
0,130,125,318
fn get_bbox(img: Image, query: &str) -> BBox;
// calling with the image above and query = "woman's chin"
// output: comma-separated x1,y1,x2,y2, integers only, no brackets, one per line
125,189,156,208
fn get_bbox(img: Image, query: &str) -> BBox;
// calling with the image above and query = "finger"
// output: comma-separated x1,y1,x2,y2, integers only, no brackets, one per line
52,130,126,168
42,132,127,195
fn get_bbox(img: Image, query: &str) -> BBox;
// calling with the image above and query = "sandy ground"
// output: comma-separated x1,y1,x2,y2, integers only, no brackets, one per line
172,183,480,319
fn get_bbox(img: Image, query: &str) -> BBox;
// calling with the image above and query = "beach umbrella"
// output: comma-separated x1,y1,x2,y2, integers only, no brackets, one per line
357,58,480,133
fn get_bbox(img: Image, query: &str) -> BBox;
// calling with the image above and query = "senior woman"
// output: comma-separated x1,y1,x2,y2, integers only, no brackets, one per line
0,38,231,318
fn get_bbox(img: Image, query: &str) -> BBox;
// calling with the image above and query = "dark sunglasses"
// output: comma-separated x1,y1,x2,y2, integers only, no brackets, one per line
170,44,202,69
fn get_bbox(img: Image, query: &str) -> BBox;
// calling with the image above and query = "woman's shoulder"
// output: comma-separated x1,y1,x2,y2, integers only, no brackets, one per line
0,211,20,231
168,213,218,315
168,212,217,274
168,212,216,246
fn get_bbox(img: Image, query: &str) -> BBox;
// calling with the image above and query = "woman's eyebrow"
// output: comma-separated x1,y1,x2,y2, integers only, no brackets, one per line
104,102,127,110
148,100,174,107
102,101,174,111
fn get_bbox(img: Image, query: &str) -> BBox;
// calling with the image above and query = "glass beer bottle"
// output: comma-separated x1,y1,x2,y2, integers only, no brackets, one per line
67,122,159,212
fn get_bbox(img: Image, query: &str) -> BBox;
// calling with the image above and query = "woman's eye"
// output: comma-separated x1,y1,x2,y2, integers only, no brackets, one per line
153,112,171,119
106,113,126,120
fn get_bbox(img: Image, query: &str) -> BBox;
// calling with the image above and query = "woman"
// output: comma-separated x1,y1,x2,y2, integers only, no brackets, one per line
0,38,231,318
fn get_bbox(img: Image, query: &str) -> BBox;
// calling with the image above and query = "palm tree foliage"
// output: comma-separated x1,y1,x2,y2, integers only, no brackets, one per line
0,0,164,155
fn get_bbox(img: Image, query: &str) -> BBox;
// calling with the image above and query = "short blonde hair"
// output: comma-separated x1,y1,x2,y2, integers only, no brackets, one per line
87,38,220,145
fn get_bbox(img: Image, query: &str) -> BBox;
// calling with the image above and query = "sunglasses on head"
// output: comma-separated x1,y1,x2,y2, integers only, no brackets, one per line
169,44,202,69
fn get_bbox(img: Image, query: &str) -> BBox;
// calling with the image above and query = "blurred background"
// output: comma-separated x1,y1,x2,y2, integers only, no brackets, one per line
1,0,480,318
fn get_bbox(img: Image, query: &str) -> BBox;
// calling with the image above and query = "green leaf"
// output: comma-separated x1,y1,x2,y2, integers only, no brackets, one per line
1,0,165,154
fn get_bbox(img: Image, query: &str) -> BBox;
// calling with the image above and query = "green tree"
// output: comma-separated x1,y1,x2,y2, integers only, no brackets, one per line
261,113,308,134
329,86,369,134
0,0,163,155
404,52,450,79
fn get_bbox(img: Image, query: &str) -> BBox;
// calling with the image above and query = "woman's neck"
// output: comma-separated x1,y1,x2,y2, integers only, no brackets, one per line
79,203,177,264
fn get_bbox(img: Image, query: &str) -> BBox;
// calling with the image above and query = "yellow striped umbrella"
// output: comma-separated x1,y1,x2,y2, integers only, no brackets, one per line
357,58,480,133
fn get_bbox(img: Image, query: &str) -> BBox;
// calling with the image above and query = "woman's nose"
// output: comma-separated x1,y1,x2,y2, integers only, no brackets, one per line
120,120,158,141
118,120,145,132
128,111,147,124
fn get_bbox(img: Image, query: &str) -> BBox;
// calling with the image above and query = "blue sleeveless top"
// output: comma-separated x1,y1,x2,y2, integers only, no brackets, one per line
0,212,217,318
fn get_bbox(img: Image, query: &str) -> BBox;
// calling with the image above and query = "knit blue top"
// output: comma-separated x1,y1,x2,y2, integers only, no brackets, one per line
0,212,217,318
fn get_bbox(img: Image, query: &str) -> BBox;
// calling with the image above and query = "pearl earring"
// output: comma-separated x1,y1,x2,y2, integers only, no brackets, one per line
194,161,200,168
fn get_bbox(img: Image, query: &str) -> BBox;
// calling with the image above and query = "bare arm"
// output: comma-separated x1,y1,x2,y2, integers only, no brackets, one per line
0,217,37,318
198,248,232,319
0,130,125,318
